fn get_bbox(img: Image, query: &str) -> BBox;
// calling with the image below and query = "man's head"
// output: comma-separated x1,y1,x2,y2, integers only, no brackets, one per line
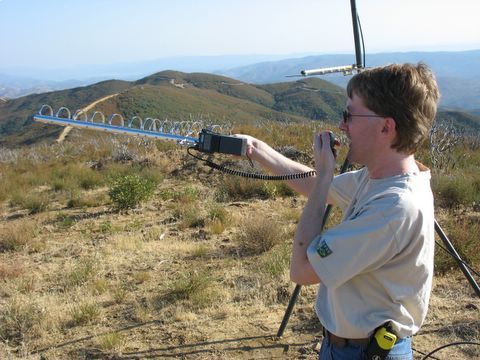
346,63,440,154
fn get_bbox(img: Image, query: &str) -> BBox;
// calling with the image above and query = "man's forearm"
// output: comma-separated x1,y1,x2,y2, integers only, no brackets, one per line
249,139,317,196
290,175,331,285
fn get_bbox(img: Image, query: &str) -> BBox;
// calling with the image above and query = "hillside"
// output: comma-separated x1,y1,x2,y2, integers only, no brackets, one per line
135,71,275,108
0,80,132,145
1,70,479,148
258,78,345,121
0,71,346,148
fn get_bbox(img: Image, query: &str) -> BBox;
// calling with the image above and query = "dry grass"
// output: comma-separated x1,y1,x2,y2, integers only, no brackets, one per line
434,212,480,274
69,301,102,326
96,331,124,352
0,260,24,280
0,219,39,252
0,126,479,359
0,295,46,345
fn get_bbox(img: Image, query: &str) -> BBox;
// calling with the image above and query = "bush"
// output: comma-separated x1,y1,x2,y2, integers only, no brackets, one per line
49,163,104,192
236,216,286,255
56,213,76,229
108,174,156,210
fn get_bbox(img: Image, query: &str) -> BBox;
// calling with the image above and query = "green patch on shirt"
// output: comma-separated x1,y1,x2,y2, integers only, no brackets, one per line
316,239,332,258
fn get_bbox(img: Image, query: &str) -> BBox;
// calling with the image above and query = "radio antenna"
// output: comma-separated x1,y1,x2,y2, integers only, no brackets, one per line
295,0,365,77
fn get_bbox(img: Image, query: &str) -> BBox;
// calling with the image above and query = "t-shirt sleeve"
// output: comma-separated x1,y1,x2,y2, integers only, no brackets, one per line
328,169,365,210
307,197,403,289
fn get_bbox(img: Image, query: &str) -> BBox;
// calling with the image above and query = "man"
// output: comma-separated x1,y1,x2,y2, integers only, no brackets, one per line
238,63,440,359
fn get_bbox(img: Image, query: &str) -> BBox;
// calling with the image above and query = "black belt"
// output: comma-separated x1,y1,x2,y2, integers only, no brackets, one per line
323,328,370,348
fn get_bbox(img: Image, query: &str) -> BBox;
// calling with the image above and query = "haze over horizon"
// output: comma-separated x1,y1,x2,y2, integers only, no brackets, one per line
1,0,479,80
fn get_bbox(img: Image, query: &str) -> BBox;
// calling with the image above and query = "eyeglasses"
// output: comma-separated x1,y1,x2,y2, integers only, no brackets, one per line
342,110,385,123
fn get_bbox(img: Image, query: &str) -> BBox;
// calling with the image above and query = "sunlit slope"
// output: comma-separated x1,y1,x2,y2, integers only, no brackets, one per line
1,70,478,147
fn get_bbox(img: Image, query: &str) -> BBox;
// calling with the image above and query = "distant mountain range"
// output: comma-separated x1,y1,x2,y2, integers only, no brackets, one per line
2,50,480,114
0,54,301,98
0,70,478,148
0,73,105,99
218,50,480,112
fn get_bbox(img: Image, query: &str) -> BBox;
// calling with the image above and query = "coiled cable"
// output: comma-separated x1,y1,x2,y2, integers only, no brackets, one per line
187,147,316,180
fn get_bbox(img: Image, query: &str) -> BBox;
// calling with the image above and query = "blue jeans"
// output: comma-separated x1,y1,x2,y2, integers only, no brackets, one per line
319,335,413,360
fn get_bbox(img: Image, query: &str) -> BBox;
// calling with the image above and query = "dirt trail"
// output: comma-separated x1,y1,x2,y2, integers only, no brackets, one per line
56,93,119,142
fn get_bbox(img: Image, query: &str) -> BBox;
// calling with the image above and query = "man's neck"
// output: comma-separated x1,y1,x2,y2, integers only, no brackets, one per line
366,152,419,179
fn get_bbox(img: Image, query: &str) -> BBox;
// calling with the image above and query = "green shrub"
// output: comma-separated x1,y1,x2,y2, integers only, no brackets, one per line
208,203,229,223
111,284,129,304
182,208,206,228
99,221,113,233
51,163,104,191
108,174,156,210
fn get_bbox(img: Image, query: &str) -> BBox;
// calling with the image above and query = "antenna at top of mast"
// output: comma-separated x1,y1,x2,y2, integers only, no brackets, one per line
296,0,365,77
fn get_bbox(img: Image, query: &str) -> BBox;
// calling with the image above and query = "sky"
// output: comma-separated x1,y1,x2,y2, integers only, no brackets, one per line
0,0,479,72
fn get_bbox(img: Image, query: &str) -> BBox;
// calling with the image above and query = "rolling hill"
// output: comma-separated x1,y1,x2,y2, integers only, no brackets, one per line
0,71,346,147
0,80,132,145
0,70,479,148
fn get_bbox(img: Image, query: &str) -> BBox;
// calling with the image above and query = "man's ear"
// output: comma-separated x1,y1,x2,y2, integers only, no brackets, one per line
382,117,396,134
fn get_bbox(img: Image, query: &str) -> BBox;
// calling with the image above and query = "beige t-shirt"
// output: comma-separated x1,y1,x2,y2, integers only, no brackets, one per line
306,166,435,339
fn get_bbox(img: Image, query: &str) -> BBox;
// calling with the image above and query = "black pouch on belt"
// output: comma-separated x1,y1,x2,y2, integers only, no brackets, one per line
363,323,397,360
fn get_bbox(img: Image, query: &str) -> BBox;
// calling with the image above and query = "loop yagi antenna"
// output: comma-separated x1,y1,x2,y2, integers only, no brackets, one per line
33,104,246,156
35,105,200,144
